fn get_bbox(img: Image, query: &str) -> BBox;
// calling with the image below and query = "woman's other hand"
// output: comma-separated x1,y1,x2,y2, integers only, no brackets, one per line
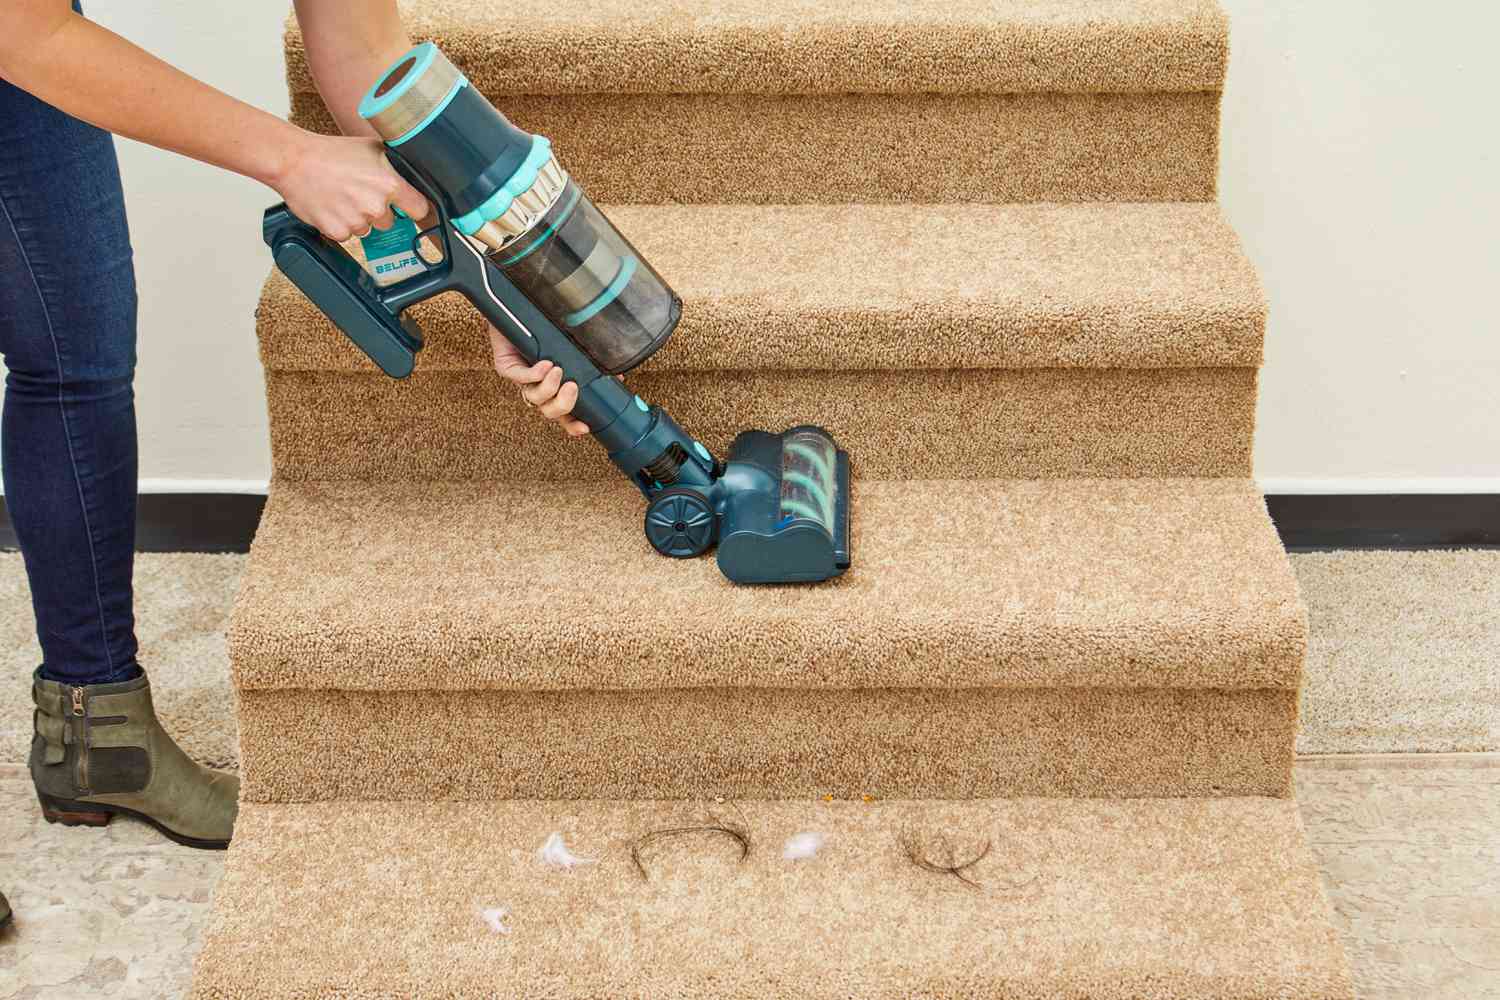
490,327,590,437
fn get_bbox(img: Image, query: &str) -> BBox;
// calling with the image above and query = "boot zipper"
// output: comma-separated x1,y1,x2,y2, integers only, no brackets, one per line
71,686,88,793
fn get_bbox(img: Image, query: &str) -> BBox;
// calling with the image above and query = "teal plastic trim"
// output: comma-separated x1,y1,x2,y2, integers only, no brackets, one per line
453,135,553,236
494,185,582,266
563,254,637,328
633,395,649,412
358,42,439,121
387,78,468,146
692,441,711,461
779,499,826,524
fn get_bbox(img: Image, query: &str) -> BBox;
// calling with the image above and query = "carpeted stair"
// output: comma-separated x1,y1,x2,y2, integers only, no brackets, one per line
192,1,1353,997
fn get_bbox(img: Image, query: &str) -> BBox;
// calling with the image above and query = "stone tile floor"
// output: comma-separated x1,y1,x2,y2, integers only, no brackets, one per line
2,756,1497,999
1296,755,1499,999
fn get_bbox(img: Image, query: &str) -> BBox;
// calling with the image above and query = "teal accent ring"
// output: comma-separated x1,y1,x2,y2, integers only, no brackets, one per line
563,254,637,328
495,185,582,266
358,42,440,120
452,135,554,236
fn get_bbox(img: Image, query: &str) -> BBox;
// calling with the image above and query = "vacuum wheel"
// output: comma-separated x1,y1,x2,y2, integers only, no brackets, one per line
644,488,716,558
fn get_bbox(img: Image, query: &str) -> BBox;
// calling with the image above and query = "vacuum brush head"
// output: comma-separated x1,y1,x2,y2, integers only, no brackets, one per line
714,427,852,584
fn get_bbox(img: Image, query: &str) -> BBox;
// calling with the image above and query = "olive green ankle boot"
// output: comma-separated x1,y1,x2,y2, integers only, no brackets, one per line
29,668,238,849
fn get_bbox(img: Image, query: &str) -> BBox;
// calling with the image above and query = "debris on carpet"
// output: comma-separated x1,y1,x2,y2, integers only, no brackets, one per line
537,831,596,871
631,809,752,882
478,906,512,935
782,831,827,861
899,828,993,889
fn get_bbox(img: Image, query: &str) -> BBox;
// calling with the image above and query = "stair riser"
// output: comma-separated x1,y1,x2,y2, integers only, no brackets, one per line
236,687,1296,803
290,91,1219,204
264,368,1256,481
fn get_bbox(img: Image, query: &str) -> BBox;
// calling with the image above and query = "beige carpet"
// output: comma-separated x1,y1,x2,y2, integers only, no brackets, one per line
263,368,1258,482
231,479,1302,693
1294,549,1499,754
289,0,1231,98
257,202,1266,485
284,3,1227,204
3,548,1495,770
259,204,1267,374
228,477,1301,802
190,796,1350,999
8,756,1493,1000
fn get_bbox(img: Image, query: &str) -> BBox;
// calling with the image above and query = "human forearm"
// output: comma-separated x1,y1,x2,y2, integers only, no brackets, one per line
0,4,305,189
0,0,427,241
293,0,412,138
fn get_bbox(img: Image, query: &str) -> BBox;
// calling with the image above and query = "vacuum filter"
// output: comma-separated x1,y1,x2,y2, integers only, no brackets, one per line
358,42,680,375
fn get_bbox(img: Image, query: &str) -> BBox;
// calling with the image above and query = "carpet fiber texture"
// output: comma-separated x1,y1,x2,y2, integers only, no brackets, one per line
228,478,1303,693
286,0,1229,97
263,367,1259,481
283,2,1226,203
256,202,1263,482
1294,550,1500,754
189,796,1351,1000
12,759,1494,1000
237,686,1297,803
225,476,1303,802
8,551,1490,771
290,91,1222,204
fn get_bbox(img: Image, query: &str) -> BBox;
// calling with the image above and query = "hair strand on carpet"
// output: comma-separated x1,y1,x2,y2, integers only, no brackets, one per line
899,828,993,889
631,806,752,882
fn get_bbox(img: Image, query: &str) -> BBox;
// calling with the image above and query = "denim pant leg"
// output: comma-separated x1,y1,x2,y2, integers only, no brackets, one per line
0,76,141,685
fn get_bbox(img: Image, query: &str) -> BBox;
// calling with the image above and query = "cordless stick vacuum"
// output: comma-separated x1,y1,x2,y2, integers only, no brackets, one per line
262,43,850,584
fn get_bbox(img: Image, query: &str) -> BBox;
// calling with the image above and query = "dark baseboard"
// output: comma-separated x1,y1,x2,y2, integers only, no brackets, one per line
0,494,266,554
1267,494,1500,550
1,492,1496,555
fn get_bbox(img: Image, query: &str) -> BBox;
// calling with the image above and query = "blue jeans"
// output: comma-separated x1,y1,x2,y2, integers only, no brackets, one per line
0,71,142,686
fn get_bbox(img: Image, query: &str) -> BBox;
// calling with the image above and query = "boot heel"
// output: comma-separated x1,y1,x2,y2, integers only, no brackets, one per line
37,793,112,828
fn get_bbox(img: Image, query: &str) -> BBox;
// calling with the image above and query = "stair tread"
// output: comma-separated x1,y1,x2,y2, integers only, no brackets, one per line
190,796,1350,1000
259,202,1264,374
230,477,1303,693
286,0,1226,99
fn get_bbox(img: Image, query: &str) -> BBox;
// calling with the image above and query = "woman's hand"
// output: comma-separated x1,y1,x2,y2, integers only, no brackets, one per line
490,327,591,437
271,132,429,242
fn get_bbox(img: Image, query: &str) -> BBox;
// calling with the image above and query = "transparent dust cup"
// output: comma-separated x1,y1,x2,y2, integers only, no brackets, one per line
489,179,681,374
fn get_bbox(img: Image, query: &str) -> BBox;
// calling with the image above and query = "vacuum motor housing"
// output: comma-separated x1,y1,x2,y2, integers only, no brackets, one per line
359,42,681,377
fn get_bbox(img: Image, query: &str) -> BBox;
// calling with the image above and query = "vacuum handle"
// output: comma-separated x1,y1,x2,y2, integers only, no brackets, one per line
262,149,615,418
262,205,438,378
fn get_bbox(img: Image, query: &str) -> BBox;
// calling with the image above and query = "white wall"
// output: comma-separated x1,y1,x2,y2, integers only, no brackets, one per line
85,0,288,490
1220,1,1500,492
13,1,1500,493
